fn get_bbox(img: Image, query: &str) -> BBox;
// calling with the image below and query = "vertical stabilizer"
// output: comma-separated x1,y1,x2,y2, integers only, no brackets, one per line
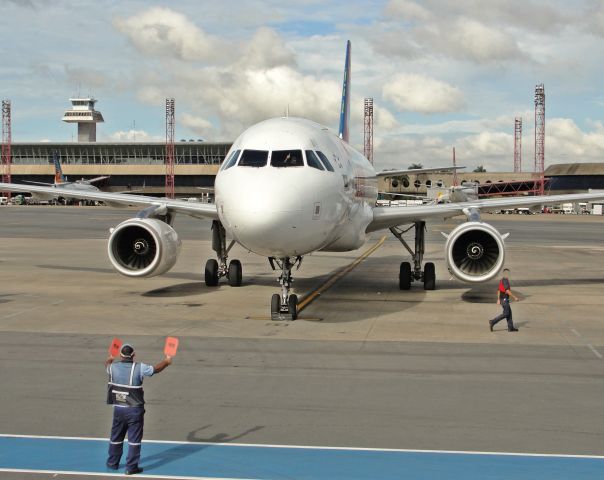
338,40,351,143
53,151,66,183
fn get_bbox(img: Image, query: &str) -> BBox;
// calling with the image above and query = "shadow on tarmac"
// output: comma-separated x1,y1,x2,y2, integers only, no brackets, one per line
140,425,264,471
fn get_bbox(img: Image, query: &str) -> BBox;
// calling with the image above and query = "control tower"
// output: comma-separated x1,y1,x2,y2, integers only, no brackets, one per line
62,97,104,142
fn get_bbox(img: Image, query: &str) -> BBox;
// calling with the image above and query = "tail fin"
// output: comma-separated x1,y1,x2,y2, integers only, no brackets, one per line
338,40,351,143
53,151,66,183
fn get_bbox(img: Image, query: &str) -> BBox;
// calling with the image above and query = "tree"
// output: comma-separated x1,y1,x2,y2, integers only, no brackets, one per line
473,165,487,172
408,163,424,170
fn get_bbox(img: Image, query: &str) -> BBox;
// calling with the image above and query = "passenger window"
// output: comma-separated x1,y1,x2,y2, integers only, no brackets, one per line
221,150,241,170
316,151,335,172
305,150,324,171
239,150,268,167
271,150,304,167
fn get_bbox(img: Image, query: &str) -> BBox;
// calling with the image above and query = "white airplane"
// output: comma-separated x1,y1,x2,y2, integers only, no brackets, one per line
3,41,604,320
24,151,109,202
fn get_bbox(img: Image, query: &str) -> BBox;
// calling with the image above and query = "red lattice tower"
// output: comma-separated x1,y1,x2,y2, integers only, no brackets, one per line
1,100,12,199
363,98,374,164
165,98,175,199
514,117,522,173
534,84,545,195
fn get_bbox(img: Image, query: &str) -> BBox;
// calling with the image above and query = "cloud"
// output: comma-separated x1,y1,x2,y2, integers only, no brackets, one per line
107,129,162,142
113,7,223,61
180,113,214,137
385,0,432,22
383,74,465,114
239,27,296,69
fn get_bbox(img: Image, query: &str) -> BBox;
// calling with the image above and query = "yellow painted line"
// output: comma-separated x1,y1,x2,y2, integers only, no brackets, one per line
298,235,387,313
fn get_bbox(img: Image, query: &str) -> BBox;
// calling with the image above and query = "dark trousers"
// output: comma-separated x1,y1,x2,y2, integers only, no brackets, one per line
107,406,145,471
491,298,514,330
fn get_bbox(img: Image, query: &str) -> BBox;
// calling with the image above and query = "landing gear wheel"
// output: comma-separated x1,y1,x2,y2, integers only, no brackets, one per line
271,294,281,319
227,259,242,287
204,259,219,287
399,262,412,290
288,294,298,320
423,262,436,291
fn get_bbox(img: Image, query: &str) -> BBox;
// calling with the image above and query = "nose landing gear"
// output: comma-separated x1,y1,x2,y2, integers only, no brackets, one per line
204,220,242,287
269,256,302,320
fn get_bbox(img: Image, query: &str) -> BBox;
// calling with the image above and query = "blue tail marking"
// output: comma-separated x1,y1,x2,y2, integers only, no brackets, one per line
53,151,66,183
338,40,351,143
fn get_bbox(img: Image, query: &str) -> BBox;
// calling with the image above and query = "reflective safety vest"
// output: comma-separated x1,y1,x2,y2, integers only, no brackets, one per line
107,361,145,407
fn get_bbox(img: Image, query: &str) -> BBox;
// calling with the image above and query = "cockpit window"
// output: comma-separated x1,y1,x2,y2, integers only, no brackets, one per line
239,149,268,167
271,150,304,168
305,150,324,171
316,151,335,172
221,149,241,171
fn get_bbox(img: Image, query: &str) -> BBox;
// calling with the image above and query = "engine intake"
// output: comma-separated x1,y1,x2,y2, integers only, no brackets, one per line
108,218,181,277
444,221,505,283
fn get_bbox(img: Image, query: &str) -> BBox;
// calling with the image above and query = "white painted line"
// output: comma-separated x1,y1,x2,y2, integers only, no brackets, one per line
587,344,603,359
570,328,581,338
1,300,64,319
1,434,604,459
0,468,251,480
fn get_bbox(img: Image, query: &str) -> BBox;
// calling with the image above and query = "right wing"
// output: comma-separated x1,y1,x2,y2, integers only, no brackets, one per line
368,191,604,232
0,182,218,220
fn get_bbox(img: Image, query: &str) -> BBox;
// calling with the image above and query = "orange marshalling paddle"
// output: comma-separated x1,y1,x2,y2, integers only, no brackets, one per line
109,338,123,357
164,337,179,357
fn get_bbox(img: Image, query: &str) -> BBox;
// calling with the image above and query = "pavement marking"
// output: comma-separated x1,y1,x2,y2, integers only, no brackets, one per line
587,344,603,359
570,328,581,338
2,434,604,480
1,299,64,319
298,235,387,313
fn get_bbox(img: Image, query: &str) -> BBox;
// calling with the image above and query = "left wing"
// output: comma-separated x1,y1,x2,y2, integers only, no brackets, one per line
0,182,218,220
81,176,111,185
368,192,604,232
376,166,465,177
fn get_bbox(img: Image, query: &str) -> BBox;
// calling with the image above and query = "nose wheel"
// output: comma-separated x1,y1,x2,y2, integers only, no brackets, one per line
269,256,302,320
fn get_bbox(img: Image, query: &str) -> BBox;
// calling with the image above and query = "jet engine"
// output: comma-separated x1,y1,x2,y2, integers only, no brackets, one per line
108,218,181,277
444,222,506,283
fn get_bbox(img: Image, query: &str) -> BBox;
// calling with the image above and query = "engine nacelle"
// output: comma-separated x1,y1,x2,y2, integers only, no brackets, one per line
108,218,181,278
444,221,506,283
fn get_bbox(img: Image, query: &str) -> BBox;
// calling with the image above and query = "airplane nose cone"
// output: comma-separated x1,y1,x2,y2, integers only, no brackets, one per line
220,181,306,256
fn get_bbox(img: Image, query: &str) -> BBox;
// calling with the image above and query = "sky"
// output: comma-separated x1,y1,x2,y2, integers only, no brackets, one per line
2,0,604,171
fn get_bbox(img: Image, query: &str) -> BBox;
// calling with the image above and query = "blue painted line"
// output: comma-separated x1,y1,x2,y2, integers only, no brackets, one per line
1,435,604,479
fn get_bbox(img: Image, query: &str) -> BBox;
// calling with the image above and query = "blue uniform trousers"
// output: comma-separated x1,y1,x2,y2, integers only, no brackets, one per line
107,406,145,471
491,298,514,330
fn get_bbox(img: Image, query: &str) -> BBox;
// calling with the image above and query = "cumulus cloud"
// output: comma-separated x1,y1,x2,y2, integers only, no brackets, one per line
383,74,465,114
180,113,214,137
385,0,432,22
107,129,162,142
239,27,296,69
113,7,223,61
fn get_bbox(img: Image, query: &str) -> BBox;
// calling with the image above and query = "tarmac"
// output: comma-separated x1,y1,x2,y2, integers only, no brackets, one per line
0,206,603,479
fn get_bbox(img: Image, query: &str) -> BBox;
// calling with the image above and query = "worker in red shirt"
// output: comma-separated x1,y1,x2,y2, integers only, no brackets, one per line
489,268,519,332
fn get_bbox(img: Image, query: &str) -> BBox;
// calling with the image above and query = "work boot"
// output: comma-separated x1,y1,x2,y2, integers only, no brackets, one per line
125,467,143,475
489,320,494,332
508,327,519,332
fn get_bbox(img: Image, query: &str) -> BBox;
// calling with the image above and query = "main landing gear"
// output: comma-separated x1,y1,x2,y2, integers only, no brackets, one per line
204,220,242,287
390,221,436,291
268,256,302,321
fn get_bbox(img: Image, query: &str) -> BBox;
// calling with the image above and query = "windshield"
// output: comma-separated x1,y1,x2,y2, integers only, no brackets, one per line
316,151,335,172
239,150,268,167
271,150,304,168
305,150,325,171
220,149,241,170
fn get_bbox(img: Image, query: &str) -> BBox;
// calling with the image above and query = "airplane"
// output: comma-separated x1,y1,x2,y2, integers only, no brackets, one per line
23,151,109,202
3,40,604,320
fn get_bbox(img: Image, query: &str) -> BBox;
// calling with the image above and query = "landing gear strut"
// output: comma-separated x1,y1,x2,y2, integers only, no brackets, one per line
390,221,435,291
268,256,302,320
204,220,242,287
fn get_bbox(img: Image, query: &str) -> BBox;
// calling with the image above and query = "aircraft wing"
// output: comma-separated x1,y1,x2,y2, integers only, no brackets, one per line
84,176,111,184
367,192,604,232
0,182,218,220
376,166,465,177
22,180,56,187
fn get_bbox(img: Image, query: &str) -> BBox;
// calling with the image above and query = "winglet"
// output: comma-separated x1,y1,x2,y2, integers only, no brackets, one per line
338,40,351,143
53,150,66,184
